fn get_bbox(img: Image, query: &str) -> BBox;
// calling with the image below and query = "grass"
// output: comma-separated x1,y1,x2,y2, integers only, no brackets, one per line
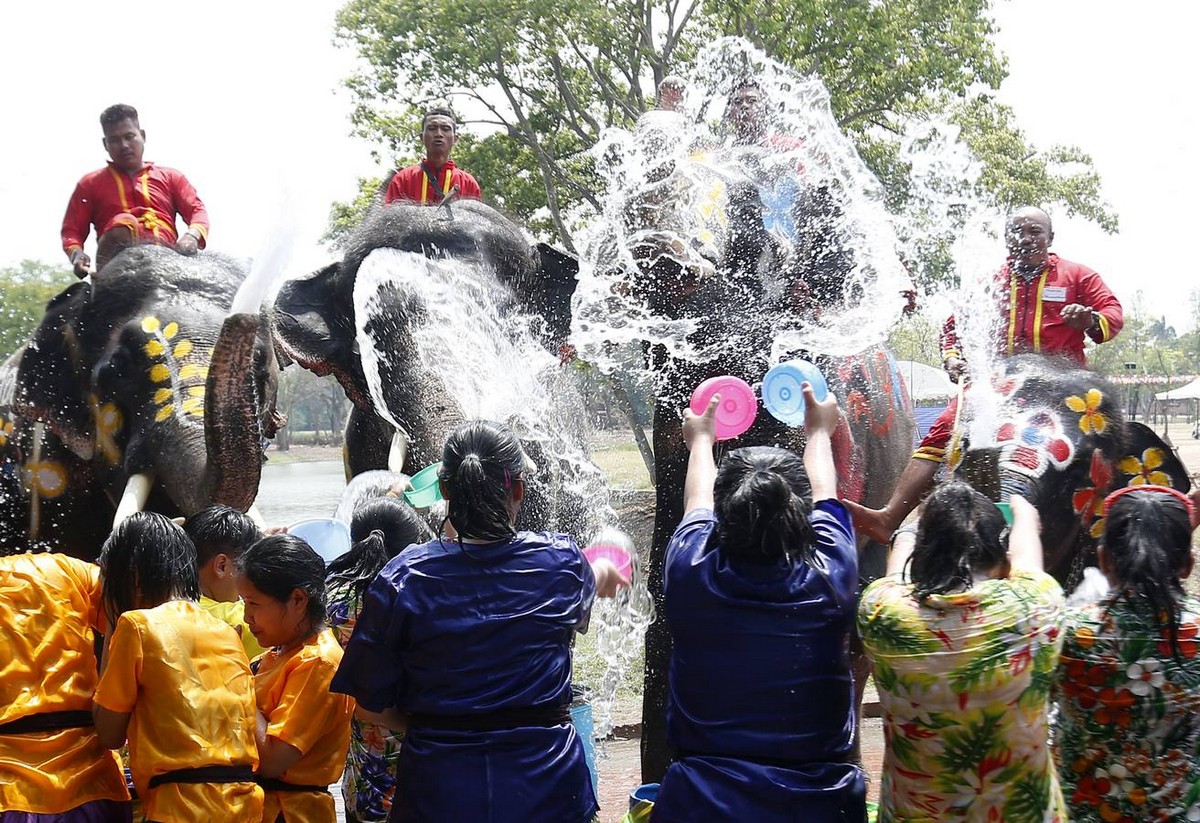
590,439,654,491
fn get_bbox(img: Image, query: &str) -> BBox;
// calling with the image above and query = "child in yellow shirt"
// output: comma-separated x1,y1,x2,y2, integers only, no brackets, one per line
185,505,266,659
238,534,355,823
92,512,264,823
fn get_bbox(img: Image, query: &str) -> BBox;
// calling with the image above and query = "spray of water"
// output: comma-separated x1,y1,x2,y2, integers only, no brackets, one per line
352,246,654,736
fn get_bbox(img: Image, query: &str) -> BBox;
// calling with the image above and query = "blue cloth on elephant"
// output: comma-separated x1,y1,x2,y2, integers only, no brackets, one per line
329,531,599,823
652,500,866,823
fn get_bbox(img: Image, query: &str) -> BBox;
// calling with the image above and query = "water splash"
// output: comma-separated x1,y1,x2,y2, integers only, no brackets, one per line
351,245,654,735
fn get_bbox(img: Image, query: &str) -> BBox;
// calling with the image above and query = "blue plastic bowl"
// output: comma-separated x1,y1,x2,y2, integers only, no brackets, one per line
762,359,829,426
288,517,352,565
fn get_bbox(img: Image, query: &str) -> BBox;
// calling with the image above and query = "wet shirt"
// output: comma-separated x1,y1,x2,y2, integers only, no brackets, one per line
653,500,865,822
0,553,128,814
200,595,266,659
253,627,354,823
858,570,1066,823
939,254,1122,366
93,600,262,823
1056,595,1200,822
61,161,209,256
331,531,598,823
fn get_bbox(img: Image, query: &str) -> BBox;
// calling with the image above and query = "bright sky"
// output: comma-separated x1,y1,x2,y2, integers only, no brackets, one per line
1,0,1194,331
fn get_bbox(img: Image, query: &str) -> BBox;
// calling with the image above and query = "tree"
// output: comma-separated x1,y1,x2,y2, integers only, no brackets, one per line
332,0,1116,272
0,261,76,360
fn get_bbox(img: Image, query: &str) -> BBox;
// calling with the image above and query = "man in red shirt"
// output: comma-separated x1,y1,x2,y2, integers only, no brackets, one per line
61,104,210,278
847,206,1124,543
384,108,482,206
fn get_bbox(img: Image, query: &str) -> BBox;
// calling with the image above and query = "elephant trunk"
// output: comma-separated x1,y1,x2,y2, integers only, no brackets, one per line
201,313,265,512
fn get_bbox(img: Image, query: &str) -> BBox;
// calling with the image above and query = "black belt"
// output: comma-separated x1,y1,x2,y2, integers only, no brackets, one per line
257,777,331,794
0,709,94,735
149,765,256,789
410,704,571,733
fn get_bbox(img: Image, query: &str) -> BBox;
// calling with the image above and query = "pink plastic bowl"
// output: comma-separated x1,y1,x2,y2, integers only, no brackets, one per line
690,375,757,440
583,544,633,581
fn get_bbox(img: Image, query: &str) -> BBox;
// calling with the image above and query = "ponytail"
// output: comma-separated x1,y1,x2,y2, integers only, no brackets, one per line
327,496,435,599
712,446,816,566
1102,489,1192,657
440,420,527,542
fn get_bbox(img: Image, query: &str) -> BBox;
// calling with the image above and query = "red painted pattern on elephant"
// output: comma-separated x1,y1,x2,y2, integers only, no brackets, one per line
996,410,1074,478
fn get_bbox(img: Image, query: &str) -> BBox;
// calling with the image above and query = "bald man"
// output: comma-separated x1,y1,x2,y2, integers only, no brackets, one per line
848,206,1124,544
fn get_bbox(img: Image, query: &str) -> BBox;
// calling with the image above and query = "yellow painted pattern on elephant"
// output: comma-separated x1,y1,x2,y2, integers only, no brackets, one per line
1064,389,1108,435
89,394,124,466
0,416,12,447
140,315,210,424
23,460,67,498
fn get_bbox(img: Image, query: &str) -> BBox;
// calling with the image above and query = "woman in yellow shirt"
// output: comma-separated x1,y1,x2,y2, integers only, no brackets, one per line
92,512,264,823
238,534,355,823
0,550,130,821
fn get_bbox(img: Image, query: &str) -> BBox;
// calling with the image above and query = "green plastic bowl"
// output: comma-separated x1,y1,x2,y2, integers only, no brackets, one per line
404,462,444,508
995,502,1013,525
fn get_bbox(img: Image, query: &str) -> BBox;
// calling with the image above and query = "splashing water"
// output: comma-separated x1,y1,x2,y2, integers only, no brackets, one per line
573,37,916,396
352,246,654,736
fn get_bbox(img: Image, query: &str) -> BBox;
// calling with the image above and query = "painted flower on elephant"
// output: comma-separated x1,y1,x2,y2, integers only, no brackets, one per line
0,416,12,447
996,409,1073,478
89,394,124,466
23,459,67,498
1065,388,1109,435
1073,450,1114,538
1117,448,1173,488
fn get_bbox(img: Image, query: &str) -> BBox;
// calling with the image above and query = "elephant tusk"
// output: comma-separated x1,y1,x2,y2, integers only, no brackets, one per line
388,430,409,474
245,504,268,529
113,472,155,528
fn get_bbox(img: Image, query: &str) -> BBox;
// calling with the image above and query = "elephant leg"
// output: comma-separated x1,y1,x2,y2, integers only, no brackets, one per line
641,401,686,783
95,227,136,272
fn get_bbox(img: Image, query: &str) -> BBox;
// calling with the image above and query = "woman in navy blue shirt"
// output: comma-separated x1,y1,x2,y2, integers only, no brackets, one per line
653,385,865,822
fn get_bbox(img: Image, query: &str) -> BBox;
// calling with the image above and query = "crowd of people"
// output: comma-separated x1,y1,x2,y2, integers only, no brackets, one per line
3,92,1197,823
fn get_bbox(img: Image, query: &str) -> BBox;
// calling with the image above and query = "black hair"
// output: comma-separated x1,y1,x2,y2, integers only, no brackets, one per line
908,481,1008,602
237,534,328,629
1102,489,1194,657
439,420,526,542
422,107,457,132
185,505,262,566
99,512,200,620
327,497,434,599
710,446,816,566
100,104,139,130
729,77,761,96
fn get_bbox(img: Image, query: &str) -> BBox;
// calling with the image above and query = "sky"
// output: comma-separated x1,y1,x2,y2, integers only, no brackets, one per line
1,0,1195,331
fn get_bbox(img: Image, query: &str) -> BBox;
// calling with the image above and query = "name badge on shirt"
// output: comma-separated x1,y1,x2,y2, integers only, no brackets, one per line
1042,286,1068,302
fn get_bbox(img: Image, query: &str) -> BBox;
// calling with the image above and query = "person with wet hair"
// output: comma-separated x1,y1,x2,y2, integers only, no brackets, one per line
331,419,627,823
1055,486,1200,822
92,512,263,821
650,385,865,822
0,547,131,821
325,497,433,823
859,484,1066,821
236,534,354,823
186,504,265,659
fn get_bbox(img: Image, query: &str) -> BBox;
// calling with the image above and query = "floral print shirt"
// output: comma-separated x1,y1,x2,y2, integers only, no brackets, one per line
858,570,1066,822
327,578,404,823
1056,594,1200,822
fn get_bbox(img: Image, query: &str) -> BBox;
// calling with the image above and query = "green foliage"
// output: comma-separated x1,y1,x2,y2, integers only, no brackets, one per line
0,260,75,360
331,0,1116,263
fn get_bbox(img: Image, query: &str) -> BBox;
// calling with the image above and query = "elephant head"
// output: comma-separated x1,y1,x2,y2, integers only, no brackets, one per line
270,201,595,535
954,354,1192,584
9,246,278,557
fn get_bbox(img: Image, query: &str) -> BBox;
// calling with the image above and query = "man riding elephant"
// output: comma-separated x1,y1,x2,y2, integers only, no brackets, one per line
61,104,210,278
848,205,1124,544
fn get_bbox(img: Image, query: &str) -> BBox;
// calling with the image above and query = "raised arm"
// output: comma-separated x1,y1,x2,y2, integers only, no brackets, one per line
681,394,719,514
802,382,839,502
1006,495,1044,574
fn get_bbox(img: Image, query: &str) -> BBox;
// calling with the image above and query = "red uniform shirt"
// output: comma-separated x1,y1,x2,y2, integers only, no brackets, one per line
384,160,481,205
940,254,1122,366
61,162,209,257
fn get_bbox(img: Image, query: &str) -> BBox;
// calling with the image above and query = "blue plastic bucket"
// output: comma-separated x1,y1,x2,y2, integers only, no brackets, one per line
570,702,599,796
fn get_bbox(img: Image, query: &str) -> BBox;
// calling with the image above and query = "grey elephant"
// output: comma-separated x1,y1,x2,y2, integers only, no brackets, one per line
3,246,280,559
270,201,596,536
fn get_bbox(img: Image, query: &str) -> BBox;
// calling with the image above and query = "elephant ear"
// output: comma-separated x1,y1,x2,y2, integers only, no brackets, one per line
13,282,97,459
1112,422,1192,492
271,262,370,407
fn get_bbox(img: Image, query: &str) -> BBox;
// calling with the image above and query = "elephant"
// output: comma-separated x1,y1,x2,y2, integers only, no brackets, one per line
951,354,1192,587
270,200,598,538
579,135,918,780
2,246,281,559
